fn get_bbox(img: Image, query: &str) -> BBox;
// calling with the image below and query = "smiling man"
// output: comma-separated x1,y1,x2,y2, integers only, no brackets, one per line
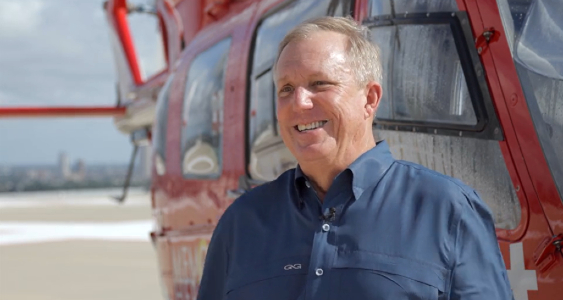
197,17,513,300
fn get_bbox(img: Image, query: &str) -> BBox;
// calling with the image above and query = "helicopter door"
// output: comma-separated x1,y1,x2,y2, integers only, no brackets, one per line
495,0,563,231
491,1,563,297
163,5,258,296
369,0,563,298
364,0,523,232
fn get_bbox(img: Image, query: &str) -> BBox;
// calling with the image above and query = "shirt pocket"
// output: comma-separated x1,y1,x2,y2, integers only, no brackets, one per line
225,255,309,300
332,251,448,300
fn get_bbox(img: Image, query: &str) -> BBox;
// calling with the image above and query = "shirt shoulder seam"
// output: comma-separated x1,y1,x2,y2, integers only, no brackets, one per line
393,160,475,198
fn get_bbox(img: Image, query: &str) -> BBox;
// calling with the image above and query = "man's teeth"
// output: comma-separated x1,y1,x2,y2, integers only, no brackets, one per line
297,121,326,132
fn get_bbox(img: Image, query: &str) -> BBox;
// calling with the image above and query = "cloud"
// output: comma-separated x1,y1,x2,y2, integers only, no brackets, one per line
0,0,117,107
0,91,7,105
0,0,170,165
0,0,45,37
0,90,16,106
0,0,132,165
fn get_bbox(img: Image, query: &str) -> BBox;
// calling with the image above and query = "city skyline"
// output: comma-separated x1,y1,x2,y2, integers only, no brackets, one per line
0,147,151,169
0,149,132,167
0,146,152,193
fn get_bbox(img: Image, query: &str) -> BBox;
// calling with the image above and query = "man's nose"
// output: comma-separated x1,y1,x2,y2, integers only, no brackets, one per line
292,86,313,111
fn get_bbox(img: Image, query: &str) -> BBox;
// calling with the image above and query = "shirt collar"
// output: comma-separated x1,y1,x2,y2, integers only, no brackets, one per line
294,164,306,185
293,140,395,201
348,140,395,200
293,165,307,206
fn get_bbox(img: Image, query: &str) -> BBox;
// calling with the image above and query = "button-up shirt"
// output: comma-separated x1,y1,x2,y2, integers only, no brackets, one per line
197,141,513,300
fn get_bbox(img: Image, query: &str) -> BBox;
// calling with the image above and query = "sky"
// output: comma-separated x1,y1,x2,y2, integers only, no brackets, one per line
0,0,164,165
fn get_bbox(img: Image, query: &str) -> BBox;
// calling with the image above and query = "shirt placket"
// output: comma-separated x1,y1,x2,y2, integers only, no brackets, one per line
303,181,339,300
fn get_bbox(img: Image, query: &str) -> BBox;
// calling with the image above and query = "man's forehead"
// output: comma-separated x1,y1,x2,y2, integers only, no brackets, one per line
275,33,349,81
285,31,348,54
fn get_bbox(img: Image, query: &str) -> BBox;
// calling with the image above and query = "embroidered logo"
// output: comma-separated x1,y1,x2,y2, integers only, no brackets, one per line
284,264,302,270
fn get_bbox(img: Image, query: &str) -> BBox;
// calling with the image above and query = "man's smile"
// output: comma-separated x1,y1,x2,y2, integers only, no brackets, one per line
295,120,328,132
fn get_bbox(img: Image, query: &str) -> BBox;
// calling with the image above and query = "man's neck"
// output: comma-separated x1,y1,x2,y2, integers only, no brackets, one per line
300,138,375,202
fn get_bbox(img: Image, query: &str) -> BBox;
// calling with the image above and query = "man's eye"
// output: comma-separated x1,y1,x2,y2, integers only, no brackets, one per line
280,86,293,93
313,81,327,86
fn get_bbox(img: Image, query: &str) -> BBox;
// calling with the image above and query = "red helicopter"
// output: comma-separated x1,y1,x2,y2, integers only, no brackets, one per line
1,0,561,299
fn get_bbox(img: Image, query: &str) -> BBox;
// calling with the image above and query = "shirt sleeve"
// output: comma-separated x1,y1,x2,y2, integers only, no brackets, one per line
449,190,514,300
197,215,230,300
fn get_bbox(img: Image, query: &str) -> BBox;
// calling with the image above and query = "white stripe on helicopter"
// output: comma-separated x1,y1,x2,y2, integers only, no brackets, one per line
507,242,538,300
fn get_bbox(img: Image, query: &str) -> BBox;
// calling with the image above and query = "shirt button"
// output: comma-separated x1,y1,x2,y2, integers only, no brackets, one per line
322,223,330,232
315,268,324,276
305,181,311,188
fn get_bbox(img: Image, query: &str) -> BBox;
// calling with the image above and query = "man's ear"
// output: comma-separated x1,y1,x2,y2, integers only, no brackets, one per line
364,81,382,120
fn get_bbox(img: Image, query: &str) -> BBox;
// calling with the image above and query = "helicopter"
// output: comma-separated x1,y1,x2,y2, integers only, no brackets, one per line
1,0,561,299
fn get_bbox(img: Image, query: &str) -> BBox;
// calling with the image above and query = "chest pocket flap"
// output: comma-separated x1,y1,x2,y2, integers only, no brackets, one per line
333,250,449,293
225,255,309,294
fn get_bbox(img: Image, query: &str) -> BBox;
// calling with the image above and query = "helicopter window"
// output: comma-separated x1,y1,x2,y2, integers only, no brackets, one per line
497,0,563,200
365,11,504,141
181,38,231,179
246,0,354,181
371,23,477,127
251,70,276,147
153,74,175,176
368,0,459,16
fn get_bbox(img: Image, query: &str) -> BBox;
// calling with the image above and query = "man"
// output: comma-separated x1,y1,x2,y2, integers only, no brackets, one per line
197,17,513,300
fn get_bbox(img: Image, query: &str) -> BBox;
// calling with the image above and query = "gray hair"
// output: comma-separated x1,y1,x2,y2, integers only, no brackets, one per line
274,16,382,86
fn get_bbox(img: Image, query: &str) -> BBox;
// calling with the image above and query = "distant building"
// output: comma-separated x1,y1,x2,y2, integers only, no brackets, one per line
0,166,10,176
75,159,86,181
59,152,71,179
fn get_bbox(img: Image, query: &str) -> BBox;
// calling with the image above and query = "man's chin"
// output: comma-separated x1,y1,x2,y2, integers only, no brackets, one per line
292,144,332,163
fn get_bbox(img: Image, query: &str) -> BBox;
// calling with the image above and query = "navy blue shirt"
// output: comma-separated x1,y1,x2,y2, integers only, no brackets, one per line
197,141,513,300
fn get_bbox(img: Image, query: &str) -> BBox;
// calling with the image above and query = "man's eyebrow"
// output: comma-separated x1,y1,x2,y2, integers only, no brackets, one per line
308,72,328,78
275,72,328,84
276,75,290,84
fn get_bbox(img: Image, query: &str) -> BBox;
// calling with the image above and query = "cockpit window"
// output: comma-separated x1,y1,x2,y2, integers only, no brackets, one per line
497,0,563,200
514,0,562,80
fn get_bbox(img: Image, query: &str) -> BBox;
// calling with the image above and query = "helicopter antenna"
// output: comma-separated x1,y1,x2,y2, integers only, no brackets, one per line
113,144,139,204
